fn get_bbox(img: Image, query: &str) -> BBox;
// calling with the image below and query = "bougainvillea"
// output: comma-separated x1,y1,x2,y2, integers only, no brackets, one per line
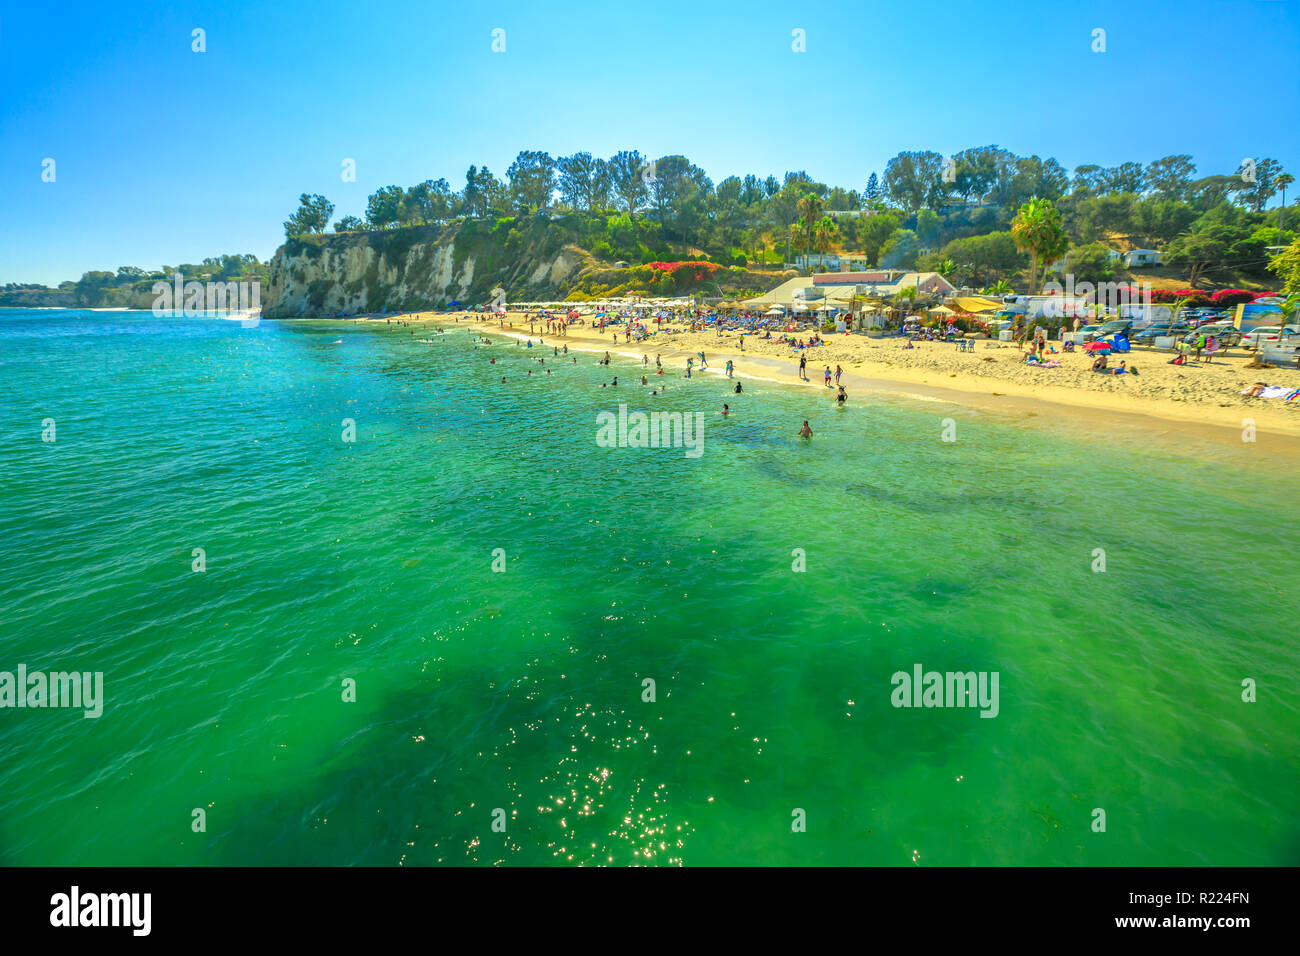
1209,289,1255,307
646,261,724,285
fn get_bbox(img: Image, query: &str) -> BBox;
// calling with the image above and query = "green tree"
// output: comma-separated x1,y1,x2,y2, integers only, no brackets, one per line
1063,242,1119,284
608,150,649,219
365,186,404,229
556,152,610,212
795,193,825,265
864,172,881,203
1235,158,1286,212
857,212,900,266
941,232,1024,287
883,150,945,215
1143,155,1196,200
283,193,335,237
1164,204,1257,286
506,150,557,213
1010,198,1068,292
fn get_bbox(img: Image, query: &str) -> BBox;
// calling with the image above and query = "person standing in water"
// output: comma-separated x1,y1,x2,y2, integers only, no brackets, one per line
837,386,847,407
798,420,813,439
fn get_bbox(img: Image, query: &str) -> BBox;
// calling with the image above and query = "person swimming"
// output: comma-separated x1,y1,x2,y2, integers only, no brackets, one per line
734,382,743,394
721,403,729,417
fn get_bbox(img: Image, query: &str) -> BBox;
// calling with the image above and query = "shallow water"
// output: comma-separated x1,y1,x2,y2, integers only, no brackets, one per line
1,310,1296,866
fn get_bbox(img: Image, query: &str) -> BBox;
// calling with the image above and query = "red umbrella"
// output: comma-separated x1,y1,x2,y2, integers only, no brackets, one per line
1082,340,1111,352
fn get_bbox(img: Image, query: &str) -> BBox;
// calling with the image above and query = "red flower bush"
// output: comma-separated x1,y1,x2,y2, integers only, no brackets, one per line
1210,289,1254,307
645,260,724,288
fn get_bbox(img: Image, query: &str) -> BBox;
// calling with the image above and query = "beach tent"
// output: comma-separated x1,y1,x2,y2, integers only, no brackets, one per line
952,296,1004,314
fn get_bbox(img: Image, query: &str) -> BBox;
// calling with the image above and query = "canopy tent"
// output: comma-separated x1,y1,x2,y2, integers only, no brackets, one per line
952,296,1004,314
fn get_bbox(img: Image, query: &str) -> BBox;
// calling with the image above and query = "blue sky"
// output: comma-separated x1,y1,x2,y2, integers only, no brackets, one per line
2,0,1297,285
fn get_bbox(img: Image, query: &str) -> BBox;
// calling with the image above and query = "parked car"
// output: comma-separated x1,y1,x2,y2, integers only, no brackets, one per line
1184,323,1242,348
1093,320,1134,340
1241,326,1300,350
1077,324,1103,341
1134,323,1193,344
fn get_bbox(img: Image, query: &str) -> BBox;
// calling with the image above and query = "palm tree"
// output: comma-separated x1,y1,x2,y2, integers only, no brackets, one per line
985,279,1013,296
814,216,839,259
1279,291,1300,336
1011,198,1069,293
796,193,825,269
1277,173,1295,235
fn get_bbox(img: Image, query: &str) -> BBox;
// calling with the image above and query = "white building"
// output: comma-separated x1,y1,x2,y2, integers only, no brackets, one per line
1124,249,1162,268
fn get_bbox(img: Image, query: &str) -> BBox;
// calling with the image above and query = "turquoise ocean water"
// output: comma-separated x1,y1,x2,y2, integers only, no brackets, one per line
0,309,1296,866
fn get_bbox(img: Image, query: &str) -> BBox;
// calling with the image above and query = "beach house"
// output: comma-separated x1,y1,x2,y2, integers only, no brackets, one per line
742,270,958,314
1123,249,1162,268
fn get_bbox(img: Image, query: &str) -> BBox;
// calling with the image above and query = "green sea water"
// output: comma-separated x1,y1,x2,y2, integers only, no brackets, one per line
1,309,1296,866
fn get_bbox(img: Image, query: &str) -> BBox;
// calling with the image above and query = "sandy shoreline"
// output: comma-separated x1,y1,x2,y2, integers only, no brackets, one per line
350,311,1300,462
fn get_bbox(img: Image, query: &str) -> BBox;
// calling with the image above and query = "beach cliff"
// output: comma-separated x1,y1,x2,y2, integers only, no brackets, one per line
262,219,588,318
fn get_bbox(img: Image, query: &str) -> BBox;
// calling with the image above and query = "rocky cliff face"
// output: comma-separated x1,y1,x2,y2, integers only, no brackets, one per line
262,220,587,318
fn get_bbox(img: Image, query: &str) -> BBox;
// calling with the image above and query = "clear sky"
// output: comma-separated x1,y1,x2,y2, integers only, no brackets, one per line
2,0,1297,285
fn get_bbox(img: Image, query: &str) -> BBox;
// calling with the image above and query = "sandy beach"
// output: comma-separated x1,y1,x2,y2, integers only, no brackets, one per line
373,311,1300,457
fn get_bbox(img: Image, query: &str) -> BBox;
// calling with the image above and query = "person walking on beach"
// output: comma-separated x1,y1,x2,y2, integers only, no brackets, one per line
798,420,813,439
824,366,832,387
699,351,708,369
799,354,807,381
725,360,734,378
656,354,662,369
835,365,843,385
